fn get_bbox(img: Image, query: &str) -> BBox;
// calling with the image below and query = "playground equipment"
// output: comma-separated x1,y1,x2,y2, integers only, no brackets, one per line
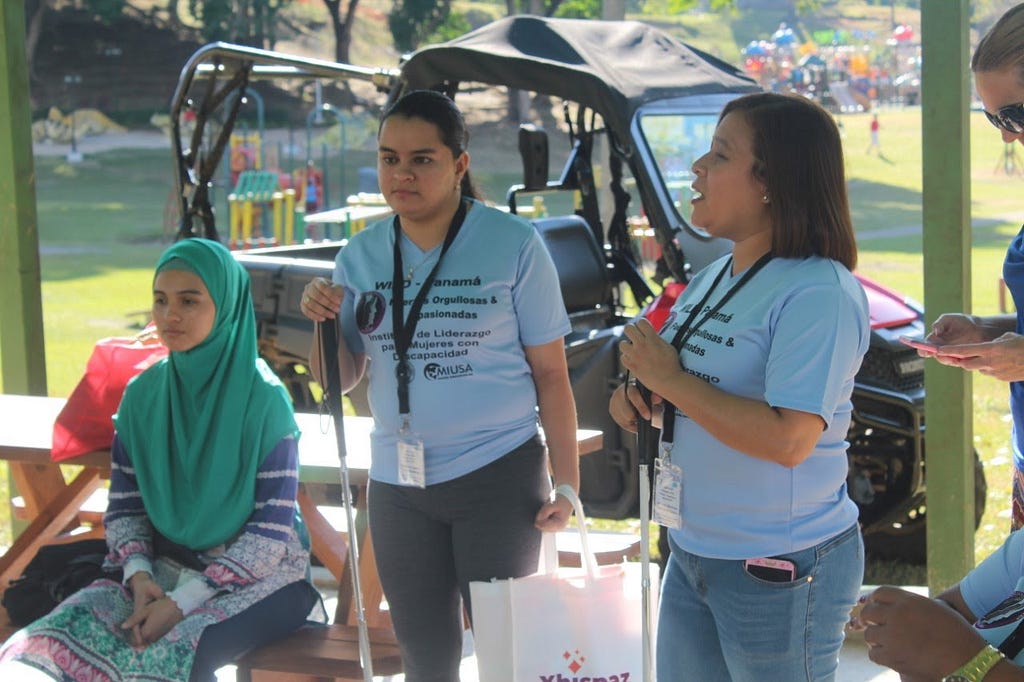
227,170,297,249
828,81,869,113
305,102,348,210
293,163,324,212
229,131,262,187
228,162,379,247
225,116,332,248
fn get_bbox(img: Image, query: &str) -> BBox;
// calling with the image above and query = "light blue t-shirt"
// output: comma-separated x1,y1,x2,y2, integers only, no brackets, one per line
961,529,1024,665
662,255,870,559
1002,228,1024,489
333,199,571,485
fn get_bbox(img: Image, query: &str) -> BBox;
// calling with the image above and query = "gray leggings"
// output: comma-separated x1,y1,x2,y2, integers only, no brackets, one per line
368,436,549,682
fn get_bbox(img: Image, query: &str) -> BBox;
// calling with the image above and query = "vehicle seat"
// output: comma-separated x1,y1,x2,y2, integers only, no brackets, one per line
532,215,610,330
532,214,633,516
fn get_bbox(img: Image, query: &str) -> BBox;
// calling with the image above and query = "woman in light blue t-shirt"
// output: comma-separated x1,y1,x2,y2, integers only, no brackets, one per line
853,6,1024,680
610,92,870,681
915,3,1024,537
298,89,580,680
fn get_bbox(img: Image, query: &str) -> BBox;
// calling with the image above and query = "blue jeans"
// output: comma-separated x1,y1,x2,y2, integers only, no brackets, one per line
657,523,863,682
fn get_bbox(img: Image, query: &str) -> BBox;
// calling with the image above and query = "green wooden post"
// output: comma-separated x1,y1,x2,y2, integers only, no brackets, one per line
1,0,48,542
0,1,46,396
921,0,973,592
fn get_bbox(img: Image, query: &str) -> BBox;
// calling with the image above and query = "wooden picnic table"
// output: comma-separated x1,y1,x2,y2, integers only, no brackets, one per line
0,393,603,629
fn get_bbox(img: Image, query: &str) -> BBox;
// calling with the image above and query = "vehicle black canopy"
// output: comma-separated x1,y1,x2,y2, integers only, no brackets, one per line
398,15,760,151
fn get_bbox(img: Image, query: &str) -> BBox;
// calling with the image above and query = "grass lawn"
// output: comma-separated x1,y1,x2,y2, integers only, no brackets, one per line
842,106,1021,576
2,104,1023,585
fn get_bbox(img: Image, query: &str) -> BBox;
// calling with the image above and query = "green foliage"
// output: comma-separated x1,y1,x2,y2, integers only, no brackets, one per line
186,0,289,47
795,0,822,15
665,0,697,13
553,0,600,19
666,0,727,13
463,7,499,30
82,0,127,23
189,0,231,41
427,11,473,44
389,0,452,52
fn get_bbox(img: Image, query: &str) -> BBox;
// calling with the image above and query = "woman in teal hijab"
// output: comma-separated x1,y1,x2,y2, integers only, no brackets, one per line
0,239,324,682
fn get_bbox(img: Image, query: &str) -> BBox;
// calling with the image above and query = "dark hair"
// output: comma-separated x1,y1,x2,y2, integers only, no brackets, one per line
379,89,482,199
973,3,1024,81
720,92,857,270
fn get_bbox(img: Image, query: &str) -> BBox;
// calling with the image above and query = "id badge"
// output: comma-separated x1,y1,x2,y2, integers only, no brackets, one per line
652,457,683,529
397,419,426,488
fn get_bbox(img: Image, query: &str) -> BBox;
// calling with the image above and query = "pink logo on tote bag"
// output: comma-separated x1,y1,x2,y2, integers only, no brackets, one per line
536,649,632,682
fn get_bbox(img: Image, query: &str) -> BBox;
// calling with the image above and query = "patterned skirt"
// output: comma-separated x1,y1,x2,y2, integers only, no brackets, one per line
0,555,319,681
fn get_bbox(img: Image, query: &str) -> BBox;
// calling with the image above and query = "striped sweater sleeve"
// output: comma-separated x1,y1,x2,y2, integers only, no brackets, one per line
104,434,155,582
170,436,301,613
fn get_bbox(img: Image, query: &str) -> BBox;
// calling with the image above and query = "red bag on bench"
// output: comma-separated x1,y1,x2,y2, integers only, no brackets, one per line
51,330,167,462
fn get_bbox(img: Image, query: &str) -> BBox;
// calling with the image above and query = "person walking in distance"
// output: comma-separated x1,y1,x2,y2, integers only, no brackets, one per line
866,114,881,155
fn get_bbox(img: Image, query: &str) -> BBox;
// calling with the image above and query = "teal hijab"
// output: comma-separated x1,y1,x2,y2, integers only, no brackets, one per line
113,238,299,549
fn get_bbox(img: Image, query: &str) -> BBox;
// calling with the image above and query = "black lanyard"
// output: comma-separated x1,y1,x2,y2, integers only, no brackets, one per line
391,199,468,416
661,252,772,445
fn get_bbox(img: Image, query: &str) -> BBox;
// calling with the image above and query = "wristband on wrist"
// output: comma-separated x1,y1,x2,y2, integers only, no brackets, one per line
942,644,1005,682
554,483,577,502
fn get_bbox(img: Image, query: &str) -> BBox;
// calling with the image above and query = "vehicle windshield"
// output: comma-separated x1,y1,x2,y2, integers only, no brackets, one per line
636,107,723,236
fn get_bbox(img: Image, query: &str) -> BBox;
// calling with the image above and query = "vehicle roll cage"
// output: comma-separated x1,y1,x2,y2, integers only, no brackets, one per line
169,42,398,242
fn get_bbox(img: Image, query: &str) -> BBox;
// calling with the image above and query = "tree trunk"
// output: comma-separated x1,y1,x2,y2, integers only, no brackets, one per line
503,1,542,124
324,0,359,64
602,0,626,20
24,0,48,83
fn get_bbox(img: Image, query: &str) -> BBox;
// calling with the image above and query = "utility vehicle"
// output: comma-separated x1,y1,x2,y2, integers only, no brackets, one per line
168,15,984,563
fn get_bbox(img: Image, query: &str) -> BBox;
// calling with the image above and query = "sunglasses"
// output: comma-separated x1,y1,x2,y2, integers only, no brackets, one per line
985,102,1024,133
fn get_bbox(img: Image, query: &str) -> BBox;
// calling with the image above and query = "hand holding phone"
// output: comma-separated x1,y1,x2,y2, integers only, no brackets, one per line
899,335,942,352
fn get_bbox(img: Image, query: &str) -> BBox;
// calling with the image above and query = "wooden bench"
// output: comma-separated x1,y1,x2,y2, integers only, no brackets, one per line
234,479,401,682
234,626,404,682
233,523,641,681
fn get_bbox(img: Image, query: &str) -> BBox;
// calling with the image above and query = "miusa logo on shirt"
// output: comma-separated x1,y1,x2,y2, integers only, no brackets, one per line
423,362,473,380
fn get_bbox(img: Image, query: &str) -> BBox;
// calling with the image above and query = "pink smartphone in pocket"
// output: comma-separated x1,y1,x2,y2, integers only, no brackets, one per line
744,557,796,582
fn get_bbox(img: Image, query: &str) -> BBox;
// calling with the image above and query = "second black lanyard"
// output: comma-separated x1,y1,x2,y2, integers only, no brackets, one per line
391,199,468,416
660,252,772,444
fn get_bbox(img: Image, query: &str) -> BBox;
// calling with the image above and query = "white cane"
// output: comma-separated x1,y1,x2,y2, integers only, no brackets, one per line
316,320,373,681
639,462,654,682
634,380,657,682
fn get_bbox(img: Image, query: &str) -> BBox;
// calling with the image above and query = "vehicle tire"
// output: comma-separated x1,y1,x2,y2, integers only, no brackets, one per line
862,450,987,565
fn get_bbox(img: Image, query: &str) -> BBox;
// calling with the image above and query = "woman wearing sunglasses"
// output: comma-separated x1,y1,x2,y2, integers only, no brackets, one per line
917,3,1024,533
848,8,1024,682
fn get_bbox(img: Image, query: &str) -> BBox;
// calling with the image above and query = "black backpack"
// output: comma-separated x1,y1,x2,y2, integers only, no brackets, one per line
2,538,123,627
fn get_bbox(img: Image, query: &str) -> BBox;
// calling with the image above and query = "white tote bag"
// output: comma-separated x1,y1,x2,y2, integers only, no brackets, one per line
471,488,656,682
